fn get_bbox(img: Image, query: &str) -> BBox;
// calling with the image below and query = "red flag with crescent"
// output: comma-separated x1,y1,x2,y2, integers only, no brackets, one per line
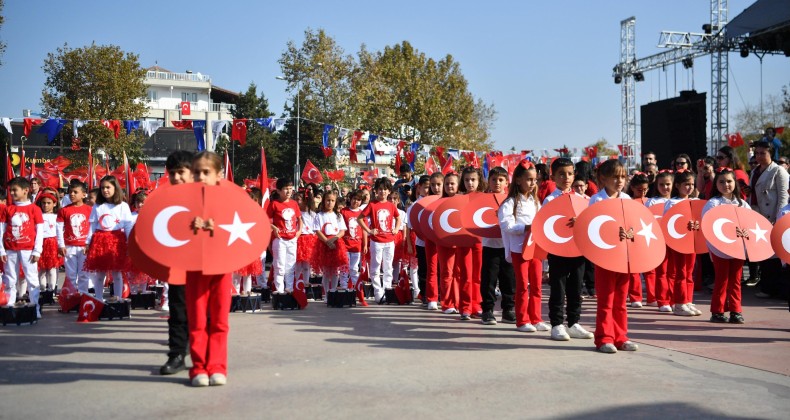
424,157,438,175
409,195,440,240
395,267,411,304
101,120,121,139
431,195,478,248
701,205,774,262
418,197,444,244
532,194,588,257
180,101,191,116
77,294,105,323
301,159,324,184
771,214,790,264
574,199,666,273
171,120,193,130
293,274,308,309
460,192,507,238
58,277,82,311
355,265,369,306
231,119,247,146
660,200,708,254
441,155,455,175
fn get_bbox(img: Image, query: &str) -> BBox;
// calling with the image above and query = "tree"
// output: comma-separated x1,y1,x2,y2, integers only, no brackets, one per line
215,83,280,182
40,43,148,164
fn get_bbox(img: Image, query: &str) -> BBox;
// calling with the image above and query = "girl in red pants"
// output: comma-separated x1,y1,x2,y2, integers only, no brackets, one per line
458,166,487,320
590,159,639,354
626,173,650,308
187,151,232,387
645,171,674,313
664,169,702,317
423,173,443,311
702,168,749,324
498,160,546,332
437,173,462,314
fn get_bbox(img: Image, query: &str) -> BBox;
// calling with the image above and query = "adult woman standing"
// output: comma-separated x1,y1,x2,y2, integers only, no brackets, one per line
715,146,750,199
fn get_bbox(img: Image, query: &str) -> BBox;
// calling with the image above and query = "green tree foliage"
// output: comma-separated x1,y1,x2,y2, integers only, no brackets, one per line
215,82,279,182
40,43,148,164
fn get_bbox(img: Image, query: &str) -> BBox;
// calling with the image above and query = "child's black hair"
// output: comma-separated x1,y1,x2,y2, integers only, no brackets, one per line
373,177,393,192
8,176,31,190
165,150,195,171
550,158,574,175
276,177,294,190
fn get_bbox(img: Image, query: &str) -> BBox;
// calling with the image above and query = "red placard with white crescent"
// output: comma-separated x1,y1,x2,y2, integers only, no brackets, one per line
409,195,440,240
460,192,507,238
700,205,744,259
648,203,665,220
432,195,479,248
418,197,443,244
771,215,790,264
734,207,773,262
660,200,708,255
532,194,588,257
574,199,666,273
522,227,548,260
135,181,270,275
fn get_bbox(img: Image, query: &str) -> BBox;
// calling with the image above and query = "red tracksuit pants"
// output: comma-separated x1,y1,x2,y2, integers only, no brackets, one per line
667,249,695,305
185,272,232,378
438,245,462,311
470,242,482,314
645,252,671,307
455,242,483,315
424,241,439,303
710,254,744,314
594,266,630,348
512,253,543,327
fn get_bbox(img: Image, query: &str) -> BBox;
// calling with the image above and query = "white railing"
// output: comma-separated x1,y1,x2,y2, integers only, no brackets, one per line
144,99,235,114
146,71,211,83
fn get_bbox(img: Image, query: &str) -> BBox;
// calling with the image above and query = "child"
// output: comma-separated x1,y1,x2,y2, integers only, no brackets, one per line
423,173,444,310
267,178,302,294
358,177,400,303
645,170,675,313
703,168,750,324
0,177,44,317
435,173,462,314
86,188,99,207
589,159,639,353
572,174,595,298
405,175,430,304
480,167,515,325
498,161,548,332
458,166,487,319
185,151,233,387
295,189,318,291
312,192,348,292
543,158,594,341
127,191,153,294
340,191,367,293
159,150,194,376
233,189,264,295
57,182,93,294
626,173,650,308
36,191,62,292
664,169,702,317
83,175,132,302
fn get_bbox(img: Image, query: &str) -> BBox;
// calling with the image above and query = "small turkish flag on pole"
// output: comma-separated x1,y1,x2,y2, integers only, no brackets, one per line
180,101,191,116
224,150,233,183
77,294,105,323
301,159,324,184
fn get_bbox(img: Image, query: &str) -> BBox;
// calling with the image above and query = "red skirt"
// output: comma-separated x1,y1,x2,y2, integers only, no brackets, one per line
84,230,131,272
296,234,316,262
236,258,263,276
311,239,349,271
38,237,64,270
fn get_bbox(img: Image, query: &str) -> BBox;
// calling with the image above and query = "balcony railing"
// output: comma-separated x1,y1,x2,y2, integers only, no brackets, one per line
143,99,235,114
146,70,211,83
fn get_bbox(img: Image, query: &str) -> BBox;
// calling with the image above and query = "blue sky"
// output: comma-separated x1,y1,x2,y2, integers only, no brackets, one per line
1,0,787,153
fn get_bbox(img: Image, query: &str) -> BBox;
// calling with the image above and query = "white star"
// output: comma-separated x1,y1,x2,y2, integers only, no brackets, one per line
218,212,255,246
749,222,768,242
636,218,657,247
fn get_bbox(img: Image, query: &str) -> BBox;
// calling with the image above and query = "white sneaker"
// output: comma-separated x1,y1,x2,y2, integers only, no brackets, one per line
551,325,570,341
443,308,458,314
630,301,643,308
673,304,695,316
659,305,673,313
687,303,702,316
209,373,227,386
567,323,594,339
161,305,170,312
427,301,439,310
598,343,618,354
516,324,537,332
619,341,639,351
533,322,551,332
191,374,209,387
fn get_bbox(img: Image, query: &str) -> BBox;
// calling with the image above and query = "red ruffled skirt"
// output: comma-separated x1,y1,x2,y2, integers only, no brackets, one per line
236,258,263,276
311,239,349,272
38,237,64,270
125,269,155,288
296,234,316,262
84,230,131,272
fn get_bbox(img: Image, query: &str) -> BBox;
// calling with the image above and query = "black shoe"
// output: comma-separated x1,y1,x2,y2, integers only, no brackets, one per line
710,313,727,323
160,354,186,375
729,312,745,324
481,311,497,325
745,276,760,287
501,310,516,324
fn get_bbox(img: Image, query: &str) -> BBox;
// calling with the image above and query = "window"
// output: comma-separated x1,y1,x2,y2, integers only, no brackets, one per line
147,90,157,100
181,92,189,102
181,92,198,102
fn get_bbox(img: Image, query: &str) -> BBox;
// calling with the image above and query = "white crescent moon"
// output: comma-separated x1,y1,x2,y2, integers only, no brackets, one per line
545,215,572,244
153,206,190,248
83,300,95,314
439,209,461,234
472,207,496,228
783,228,790,252
428,212,435,230
588,215,616,250
526,231,535,246
712,218,736,244
309,168,319,179
667,214,687,239
296,278,305,291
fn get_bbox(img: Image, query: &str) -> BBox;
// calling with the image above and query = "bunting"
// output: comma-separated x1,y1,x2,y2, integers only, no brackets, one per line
123,120,140,135
192,120,206,151
101,120,121,139
37,118,67,144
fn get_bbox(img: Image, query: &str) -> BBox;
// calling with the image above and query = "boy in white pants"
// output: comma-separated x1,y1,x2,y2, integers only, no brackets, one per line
266,179,302,293
358,178,401,303
57,181,92,294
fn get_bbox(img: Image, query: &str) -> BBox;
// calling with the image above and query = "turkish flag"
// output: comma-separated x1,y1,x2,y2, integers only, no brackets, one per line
701,205,773,261
180,101,191,116
424,157,438,175
434,147,447,167
23,118,43,137
408,195,440,240
461,192,506,238
441,155,455,175
171,120,193,130
321,146,333,157
301,159,324,184
770,214,790,264
293,274,308,309
101,120,121,139
58,277,81,311
532,194,588,257
77,294,105,323
432,195,478,248
727,132,744,148
660,200,708,254
232,119,247,146
326,169,345,182
355,265,369,306
394,267,411,304
462,151,480,168
360,170,376,185
418,198,445,244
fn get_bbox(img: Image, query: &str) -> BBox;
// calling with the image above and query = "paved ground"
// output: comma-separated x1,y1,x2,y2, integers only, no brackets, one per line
1,281,789,419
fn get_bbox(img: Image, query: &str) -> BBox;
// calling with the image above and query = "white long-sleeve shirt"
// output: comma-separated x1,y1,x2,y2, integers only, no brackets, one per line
498,194,538,254
87,202,132,245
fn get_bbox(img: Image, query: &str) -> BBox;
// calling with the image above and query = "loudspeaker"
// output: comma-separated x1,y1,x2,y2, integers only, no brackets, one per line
641,90,708,169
